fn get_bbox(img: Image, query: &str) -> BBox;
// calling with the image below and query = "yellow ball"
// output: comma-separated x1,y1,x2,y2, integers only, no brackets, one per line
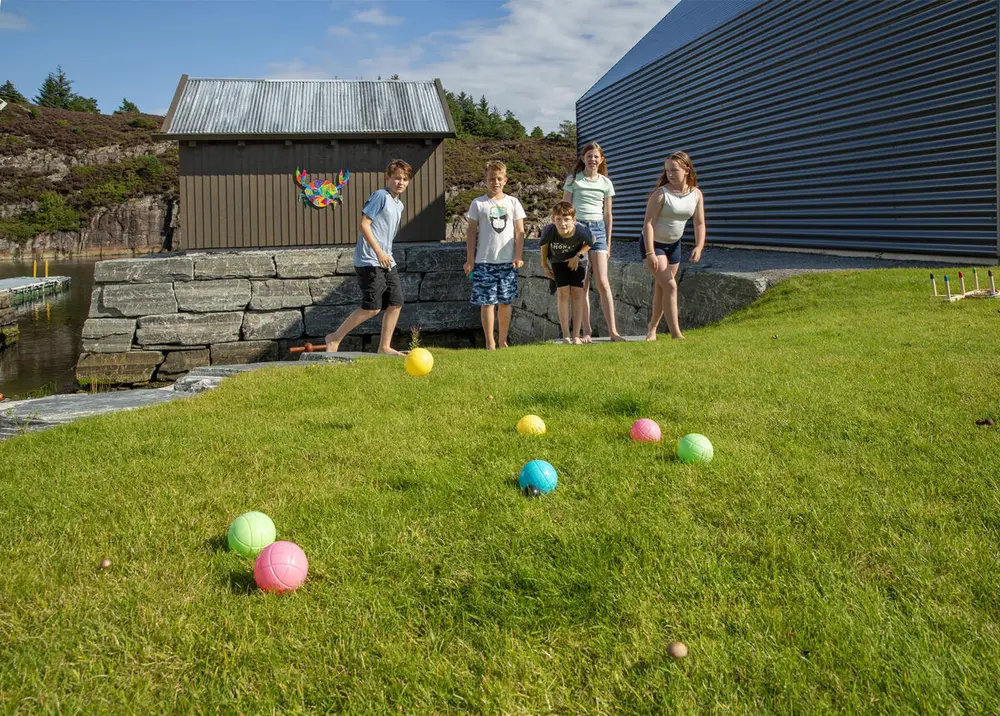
517,414,546,436
405,347,434,376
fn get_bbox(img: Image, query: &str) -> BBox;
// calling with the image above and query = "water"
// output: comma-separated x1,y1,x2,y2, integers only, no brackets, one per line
0,260,97,398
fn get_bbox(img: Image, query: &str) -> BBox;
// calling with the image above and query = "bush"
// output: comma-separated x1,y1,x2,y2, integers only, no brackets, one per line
129,116,159,130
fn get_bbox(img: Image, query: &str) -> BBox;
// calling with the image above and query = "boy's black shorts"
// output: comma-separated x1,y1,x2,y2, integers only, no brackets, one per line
551,258,589,289
356,266,404,310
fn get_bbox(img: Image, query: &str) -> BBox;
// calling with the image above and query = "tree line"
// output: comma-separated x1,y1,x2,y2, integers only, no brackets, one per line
0,66,139,115
0,67,577,141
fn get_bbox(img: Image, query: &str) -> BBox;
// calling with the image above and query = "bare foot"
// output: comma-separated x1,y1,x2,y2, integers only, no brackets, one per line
325,334,341,352
562,337,573,345
377,347,405,356
498,342,509,349
645,329,657,342
486,343,496,351
581,334,593,344
572,337,583,345
610,334,626,342
671,332,686,340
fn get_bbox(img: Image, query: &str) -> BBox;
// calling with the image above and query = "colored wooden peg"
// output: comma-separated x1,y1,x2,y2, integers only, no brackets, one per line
990,270,996,295
973,267,980,291
944,275,952,300
930,273,938,297
959,271,966,295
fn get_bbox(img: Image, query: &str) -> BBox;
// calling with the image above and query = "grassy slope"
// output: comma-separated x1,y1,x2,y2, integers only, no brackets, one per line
2,268,999,712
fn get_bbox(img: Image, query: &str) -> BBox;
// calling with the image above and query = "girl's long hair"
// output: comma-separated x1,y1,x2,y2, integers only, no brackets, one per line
570,141,608,177
652,151,698,196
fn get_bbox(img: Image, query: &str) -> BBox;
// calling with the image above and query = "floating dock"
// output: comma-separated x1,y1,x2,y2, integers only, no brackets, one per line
0,276,71,306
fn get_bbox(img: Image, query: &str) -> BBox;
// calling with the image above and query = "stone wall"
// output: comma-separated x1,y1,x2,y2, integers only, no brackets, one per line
76,244,483,385
76,243,771,385
0,292,17,350
510,250,770,342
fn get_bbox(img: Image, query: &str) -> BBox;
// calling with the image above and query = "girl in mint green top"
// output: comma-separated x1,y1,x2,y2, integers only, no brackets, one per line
562,141,622,341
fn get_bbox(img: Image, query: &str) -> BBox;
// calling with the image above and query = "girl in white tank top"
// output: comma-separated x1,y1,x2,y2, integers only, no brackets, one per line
641,151,707,341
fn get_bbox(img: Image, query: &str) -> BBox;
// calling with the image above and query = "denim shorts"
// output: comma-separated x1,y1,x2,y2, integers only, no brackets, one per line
582,220,608,252
470,263,519,305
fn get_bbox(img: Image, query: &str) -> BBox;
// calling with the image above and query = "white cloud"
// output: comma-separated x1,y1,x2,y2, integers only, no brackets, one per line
0,11,29,30
351,8,402,26
327,26,354,38
265,59,334,80
355,0,679,132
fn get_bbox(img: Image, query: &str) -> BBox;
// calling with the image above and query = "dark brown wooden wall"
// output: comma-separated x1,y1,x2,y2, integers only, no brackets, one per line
177,139,445,249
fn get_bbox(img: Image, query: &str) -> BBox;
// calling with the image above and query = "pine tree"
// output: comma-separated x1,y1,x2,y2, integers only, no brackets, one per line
114,98,140,114
530,126,544,138
558,120,577,143
503,110,526,139
67,95,100,114
0,80,27,104
35,66,75,109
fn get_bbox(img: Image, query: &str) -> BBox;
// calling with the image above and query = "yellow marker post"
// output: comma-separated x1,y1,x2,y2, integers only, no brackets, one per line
33,260,37,278
45,260,49,278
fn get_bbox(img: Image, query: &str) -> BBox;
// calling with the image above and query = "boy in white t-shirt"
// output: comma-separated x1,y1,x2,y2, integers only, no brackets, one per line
463,160,526,350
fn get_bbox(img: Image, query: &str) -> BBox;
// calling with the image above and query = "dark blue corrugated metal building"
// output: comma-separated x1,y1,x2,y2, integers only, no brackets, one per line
577,0,999,260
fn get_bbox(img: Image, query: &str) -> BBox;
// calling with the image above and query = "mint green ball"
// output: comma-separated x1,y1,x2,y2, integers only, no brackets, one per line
227,511,276,558
677,433,713,464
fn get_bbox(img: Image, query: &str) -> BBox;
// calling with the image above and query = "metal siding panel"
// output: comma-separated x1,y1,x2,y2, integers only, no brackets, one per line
248,151,259,247
577,0,999,259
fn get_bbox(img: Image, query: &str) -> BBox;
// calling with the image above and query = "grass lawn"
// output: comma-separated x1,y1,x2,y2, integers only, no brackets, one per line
2,268,999,712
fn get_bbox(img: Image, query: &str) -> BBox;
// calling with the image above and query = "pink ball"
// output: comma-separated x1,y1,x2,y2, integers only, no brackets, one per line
630,418,662,443
254,541,309,594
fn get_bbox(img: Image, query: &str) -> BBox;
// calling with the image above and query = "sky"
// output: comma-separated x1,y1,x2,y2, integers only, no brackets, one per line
0,0,678,132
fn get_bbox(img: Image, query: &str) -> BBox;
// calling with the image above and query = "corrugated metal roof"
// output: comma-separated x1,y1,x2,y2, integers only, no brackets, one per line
582,0,767,100
163,78,454,137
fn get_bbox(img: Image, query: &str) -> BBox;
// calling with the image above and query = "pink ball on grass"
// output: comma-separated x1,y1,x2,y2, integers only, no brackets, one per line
254,541,309,594
630,418,662,443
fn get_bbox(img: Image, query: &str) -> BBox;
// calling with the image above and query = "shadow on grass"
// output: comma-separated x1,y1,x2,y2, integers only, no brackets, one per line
204,534,228,554
600,394,652,417
228,569,258,595
513,389,584,411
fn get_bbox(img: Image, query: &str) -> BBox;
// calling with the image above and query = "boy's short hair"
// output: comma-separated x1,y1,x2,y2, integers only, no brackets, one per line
385,159,413,179
552,200,576,218
485,160,507,176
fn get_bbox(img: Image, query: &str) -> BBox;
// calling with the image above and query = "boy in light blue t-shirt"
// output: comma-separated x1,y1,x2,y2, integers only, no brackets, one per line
324,159,412,354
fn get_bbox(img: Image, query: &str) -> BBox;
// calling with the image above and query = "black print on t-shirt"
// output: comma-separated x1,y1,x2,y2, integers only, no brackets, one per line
489,205,508,234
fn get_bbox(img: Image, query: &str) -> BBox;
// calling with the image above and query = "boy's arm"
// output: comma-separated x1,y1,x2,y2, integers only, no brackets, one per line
359,215,392,269
513,218,525,268
540,243,554,279
567,229,592,271
463,220,478,276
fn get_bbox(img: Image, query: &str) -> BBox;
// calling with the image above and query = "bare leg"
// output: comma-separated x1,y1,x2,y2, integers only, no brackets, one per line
590,251,621,340
326,307,380,351
570,286,586,343
480,304,496,350
660,263,684,339
647,282,663,341
581,271,592,342
497,303,512,348
377,305,405,355
557,287,572,343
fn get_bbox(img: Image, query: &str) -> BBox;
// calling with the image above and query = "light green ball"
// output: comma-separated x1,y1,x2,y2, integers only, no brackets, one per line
227,511,276,558
677,433,713,464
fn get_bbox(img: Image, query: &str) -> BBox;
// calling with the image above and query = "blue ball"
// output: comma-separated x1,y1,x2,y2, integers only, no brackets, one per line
519,459,558,494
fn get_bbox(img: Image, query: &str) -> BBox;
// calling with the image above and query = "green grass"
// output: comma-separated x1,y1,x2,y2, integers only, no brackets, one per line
2,268,999,712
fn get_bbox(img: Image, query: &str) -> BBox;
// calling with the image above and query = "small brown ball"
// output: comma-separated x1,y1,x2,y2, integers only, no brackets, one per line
667,641,688,659
99,558,112,570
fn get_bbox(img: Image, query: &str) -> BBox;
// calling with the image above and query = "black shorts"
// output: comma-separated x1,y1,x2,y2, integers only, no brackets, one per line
653,241,681,265
356,266,404,310
551,258,588,289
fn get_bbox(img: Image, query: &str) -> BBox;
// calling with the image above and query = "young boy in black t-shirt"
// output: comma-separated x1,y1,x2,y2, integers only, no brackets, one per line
540,201,594,344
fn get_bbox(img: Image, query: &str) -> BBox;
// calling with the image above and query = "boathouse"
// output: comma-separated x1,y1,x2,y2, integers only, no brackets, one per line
153,76,457,250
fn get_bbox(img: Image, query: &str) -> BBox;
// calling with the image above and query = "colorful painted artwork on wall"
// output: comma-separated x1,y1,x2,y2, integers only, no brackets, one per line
295,168,350,208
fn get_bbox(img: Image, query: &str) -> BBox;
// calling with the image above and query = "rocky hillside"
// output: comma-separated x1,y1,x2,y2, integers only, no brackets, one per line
0,103,576,257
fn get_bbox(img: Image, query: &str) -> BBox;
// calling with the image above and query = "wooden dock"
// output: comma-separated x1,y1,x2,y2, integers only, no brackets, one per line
0,276,72,306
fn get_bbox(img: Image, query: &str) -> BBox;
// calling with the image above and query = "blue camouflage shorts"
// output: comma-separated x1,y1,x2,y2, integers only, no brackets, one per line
470,263,519,306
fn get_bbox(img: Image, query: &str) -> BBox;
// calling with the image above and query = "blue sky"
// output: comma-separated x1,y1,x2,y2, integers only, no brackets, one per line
0,0,675,131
